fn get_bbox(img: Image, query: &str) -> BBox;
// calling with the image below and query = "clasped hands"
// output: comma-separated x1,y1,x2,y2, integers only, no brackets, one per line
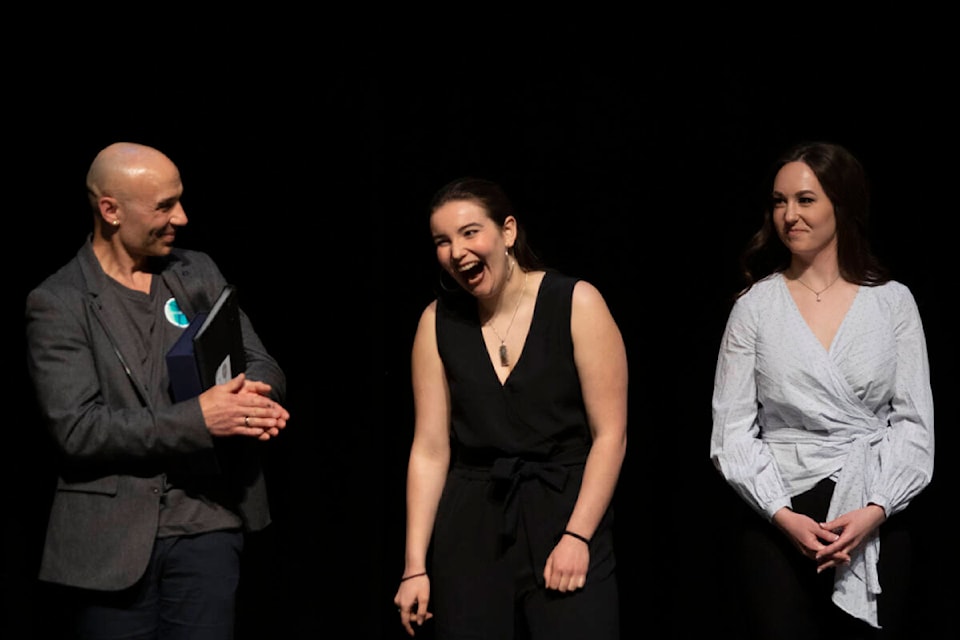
199,373,290,441
774,504,886,573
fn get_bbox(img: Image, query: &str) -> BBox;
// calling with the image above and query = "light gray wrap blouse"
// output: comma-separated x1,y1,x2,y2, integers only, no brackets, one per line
710,273,934,628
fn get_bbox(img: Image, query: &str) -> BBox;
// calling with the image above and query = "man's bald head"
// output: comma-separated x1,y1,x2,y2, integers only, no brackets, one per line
86,142,179,213
86,142,187,266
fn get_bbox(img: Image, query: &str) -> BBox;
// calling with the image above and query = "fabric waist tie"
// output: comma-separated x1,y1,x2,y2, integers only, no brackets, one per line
452,448,588,586
490,457,570,544
827,429,885,628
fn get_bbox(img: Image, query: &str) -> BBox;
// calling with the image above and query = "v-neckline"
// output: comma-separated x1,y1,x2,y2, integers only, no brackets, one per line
779,272,859,355
482,271,546,388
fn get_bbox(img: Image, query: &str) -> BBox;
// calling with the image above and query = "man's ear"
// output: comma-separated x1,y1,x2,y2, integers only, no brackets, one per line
99,196,119,226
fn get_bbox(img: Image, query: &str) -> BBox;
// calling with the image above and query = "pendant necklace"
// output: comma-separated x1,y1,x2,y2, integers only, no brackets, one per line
487,269,527,367
795,273,841,302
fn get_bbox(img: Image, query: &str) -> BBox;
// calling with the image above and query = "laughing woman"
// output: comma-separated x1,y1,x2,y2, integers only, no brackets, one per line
393,177,628,639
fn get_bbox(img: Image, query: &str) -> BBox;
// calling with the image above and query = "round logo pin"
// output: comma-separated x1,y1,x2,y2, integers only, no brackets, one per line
164,298,190,328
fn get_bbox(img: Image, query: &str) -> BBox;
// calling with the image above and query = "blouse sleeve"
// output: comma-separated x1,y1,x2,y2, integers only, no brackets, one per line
709,296,791,520
868,285,935,516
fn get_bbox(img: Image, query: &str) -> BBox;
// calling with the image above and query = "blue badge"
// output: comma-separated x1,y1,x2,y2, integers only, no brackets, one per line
164,298,190,328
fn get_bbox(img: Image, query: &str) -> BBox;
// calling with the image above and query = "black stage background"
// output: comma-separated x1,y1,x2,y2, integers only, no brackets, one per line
7,41,956,639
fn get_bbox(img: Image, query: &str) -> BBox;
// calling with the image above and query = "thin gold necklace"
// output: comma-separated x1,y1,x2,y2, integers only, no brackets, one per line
486,269,527,367
795,273,841,302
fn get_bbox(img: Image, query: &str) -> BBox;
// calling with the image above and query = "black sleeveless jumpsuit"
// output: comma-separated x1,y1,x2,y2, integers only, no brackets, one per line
431,270,619,639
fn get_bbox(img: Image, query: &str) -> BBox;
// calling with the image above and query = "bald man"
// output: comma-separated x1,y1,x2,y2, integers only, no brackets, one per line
25,142,290,639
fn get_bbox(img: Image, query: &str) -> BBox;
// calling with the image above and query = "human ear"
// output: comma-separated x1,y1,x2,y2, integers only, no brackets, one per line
99,196,120,226
502,215,518,248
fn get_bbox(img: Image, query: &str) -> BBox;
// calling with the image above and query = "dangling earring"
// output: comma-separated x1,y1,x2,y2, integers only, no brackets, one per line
438,269,460,292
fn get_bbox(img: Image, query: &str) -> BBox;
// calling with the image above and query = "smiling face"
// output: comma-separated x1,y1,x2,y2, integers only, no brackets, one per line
118,168,186,260
94,146,188,266
772,161,837,260
430,198,516,299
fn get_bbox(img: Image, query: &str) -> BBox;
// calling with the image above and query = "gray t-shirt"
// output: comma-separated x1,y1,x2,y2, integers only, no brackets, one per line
108,275,243,537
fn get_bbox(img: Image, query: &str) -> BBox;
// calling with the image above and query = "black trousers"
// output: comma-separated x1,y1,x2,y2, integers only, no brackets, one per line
53,530,244,640
432,534,620,640
431,464,619,639
734,479,914,640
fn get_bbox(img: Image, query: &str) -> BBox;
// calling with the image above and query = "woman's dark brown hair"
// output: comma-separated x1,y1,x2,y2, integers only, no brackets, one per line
429,177,544,272
739,141,889,295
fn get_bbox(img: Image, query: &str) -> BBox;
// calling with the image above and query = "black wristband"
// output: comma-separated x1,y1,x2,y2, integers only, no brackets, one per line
563,530,590,545
400,571,427,582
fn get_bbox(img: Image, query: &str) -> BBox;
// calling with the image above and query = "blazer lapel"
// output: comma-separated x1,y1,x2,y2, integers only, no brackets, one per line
161,263,202,322
76,241,151,404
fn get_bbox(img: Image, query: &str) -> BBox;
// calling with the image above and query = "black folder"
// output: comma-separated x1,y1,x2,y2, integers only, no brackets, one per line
167,285,246,402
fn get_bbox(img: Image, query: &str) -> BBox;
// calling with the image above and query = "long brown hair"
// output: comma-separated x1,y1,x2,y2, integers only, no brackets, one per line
738,141,889,296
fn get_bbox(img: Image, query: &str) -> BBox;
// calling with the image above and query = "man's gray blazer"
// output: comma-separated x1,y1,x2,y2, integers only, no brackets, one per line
25,238,286,591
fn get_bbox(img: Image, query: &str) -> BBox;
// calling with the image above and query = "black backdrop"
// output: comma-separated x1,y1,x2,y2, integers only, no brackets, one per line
7,42,956,639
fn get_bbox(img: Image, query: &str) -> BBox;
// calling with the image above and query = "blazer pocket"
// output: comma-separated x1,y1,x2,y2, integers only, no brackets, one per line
56,474,119,496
